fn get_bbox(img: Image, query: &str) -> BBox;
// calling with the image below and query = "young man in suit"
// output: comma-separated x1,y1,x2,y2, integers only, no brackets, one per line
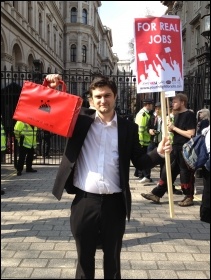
46,74,172,279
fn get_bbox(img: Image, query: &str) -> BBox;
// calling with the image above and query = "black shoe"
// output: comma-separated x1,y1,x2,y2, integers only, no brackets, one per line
26,169,37,173
1,190,5,195
17,171,22,176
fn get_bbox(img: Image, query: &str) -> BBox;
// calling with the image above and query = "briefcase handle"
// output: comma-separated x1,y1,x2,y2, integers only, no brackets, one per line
42,78,67,92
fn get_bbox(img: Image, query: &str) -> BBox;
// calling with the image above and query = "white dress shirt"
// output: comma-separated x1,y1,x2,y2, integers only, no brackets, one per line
73,112,121,194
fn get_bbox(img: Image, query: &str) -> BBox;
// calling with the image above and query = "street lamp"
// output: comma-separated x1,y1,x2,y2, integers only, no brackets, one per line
201,14,210,42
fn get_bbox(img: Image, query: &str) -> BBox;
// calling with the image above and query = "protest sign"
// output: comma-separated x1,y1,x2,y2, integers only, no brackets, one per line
165,91,176,97
134,16,183,94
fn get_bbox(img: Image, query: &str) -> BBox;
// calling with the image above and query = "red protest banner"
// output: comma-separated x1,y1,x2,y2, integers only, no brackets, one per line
134,16,183,93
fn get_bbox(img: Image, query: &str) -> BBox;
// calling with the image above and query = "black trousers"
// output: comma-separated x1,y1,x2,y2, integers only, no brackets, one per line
17,146,34,172
41,136,51,156
134,145,150,179
152,145,195,198
70,189,126,279
200,167,210,223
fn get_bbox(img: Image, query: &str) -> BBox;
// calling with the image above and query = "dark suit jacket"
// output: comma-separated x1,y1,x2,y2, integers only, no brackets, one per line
52,107,162,221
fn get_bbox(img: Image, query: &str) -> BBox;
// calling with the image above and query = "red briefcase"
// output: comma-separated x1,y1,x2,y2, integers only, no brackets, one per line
13,79,83,137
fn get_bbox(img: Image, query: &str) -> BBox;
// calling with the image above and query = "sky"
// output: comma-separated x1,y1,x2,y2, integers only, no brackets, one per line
99,1,167,60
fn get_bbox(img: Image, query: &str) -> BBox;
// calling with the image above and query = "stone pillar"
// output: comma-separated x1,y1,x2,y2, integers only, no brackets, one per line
78,1,82,23
77,32,82,65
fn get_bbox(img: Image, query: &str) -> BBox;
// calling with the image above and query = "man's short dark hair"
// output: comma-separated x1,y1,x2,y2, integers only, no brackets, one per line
89,75,117,97
174,93,188,107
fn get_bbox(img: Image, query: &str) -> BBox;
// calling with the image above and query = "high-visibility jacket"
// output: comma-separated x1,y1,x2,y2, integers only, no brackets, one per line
135,108,151,146
1,122,6,151
14,121,37,149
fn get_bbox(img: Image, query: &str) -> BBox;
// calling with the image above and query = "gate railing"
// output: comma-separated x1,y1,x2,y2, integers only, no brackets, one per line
1,67,138,165
2,66,209,166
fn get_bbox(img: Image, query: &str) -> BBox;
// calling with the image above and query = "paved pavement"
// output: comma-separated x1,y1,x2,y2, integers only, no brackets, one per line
1,164,210,279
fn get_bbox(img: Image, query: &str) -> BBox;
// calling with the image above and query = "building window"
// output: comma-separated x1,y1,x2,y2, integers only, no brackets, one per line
59,41,62,58
47,24,50,46
54,33,56,53
39,13,42,37
82,45,87,63
13,1,18,10
82,9,87,24
71,44,77,62
71,7,77,23
195,25,200,55
28,1,32,25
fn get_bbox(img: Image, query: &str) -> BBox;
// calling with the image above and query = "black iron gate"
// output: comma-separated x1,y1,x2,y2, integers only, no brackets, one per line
184,45,210,112
1,67,140,166
2,64,209,166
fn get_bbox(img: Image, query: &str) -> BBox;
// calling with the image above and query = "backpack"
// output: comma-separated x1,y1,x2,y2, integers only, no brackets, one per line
182,133,210,171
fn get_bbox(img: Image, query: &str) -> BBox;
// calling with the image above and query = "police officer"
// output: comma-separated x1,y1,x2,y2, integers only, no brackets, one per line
134,99,154,183
14,121,38,176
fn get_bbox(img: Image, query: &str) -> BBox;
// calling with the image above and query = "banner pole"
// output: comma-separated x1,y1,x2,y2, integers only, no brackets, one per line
160,91,175,218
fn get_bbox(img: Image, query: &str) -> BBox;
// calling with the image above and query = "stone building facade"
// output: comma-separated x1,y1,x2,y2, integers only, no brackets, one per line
1,1,118,75
161,1,210,109
162,1,210,74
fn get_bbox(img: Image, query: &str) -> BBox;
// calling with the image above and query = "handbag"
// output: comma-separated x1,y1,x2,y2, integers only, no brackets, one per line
13,79,83,137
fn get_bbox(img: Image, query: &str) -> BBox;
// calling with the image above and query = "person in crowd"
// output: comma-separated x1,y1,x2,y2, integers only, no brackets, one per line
147,101,163,174
14,121,38,176
141,93,196,206
195,108,210,180
41,130,52,158
134,99,154,183
46,73,172,279
200,124,210,223
1,118,6,195
166,105,182,195
148,102,162,147
196,108,210,135
1,118,6,163
148,102,182,195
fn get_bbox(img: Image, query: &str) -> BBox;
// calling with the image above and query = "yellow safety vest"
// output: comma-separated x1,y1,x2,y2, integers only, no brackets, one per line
135,108,151,146
14,121,37,149
1,123,6,151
